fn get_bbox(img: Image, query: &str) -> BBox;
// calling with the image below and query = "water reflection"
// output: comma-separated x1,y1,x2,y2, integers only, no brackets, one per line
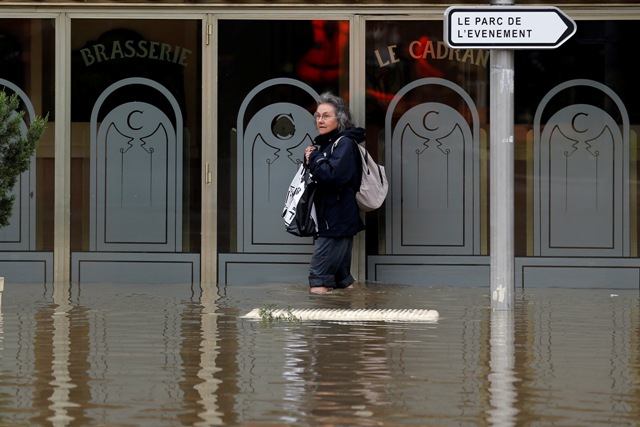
194,286,223,426
49,284,75,427
488,311,517,427
0,283,638,426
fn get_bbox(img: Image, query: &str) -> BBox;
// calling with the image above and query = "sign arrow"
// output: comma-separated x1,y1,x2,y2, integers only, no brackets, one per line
444,6,577,49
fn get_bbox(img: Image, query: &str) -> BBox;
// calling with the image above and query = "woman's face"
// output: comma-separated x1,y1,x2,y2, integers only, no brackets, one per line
315,103,339,135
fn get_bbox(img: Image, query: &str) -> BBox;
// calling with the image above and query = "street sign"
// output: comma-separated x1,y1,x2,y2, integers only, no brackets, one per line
444,6,577,49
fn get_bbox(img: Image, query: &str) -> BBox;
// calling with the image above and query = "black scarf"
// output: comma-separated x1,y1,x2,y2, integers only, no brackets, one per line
314,129,341,148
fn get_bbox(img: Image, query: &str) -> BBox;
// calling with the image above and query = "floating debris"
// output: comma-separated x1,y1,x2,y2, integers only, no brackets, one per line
242,308,439,322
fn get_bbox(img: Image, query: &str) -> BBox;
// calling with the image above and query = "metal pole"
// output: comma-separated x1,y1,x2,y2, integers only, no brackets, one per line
490,0,515,310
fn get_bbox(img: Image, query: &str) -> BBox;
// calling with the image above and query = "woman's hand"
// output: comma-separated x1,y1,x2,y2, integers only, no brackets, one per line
305,146,316,164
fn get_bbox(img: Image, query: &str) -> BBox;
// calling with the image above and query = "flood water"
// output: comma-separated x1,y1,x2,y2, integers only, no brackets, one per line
0,281,638,426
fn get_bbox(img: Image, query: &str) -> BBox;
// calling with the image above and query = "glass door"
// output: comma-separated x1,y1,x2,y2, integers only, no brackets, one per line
69,18,202,285
216,19,350,285
0,18,55,283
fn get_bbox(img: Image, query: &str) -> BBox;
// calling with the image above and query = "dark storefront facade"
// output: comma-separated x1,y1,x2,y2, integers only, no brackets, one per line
1,1,639,289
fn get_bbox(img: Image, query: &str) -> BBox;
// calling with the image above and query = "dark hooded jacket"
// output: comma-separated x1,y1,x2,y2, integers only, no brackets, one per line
307,127,366,237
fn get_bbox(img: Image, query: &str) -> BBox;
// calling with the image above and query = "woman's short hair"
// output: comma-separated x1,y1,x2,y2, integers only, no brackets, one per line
317,92,353,131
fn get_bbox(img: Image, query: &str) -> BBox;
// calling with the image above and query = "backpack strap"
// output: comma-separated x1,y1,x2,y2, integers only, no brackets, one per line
330,136,344,153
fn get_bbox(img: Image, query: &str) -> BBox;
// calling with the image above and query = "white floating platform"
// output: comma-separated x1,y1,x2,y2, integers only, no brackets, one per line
242,308,439,322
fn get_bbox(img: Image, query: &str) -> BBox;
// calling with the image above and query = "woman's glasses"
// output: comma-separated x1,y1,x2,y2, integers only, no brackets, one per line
314,113,335,121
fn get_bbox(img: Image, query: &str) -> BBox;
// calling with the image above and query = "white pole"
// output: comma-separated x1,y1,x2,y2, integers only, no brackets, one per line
490,0,515,310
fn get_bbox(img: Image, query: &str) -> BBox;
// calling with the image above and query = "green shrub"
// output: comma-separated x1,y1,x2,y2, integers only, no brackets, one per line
0,90,48,228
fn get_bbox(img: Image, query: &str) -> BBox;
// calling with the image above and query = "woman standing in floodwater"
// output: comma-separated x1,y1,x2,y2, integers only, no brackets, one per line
304,92,365,294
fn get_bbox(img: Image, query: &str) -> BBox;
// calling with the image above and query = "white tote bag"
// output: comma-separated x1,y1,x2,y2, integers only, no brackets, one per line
282,164,318,237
